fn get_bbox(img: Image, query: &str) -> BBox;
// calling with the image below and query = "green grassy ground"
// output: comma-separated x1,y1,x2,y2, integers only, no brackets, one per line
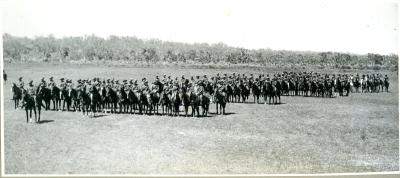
3,63,399,174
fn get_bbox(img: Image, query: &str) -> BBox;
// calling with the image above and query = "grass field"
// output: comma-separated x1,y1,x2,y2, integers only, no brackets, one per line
3,63,399,174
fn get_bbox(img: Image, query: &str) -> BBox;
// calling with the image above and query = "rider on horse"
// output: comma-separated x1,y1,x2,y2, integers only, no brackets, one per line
18,77,25,89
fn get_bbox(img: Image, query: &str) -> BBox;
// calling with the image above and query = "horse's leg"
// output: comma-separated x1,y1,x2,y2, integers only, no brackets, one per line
26,109,29,123
37,107,41,123
52,99,55,110
62,99,65,111
33,108,37,123
81,104,84,116
93,104,96,118
185,105,188,117
156,104,159,114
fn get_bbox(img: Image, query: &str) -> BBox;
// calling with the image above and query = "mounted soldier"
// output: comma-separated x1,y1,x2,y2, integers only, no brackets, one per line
18,77,25,90
39,77,46,88
48,77,56,88
59,78,66,90
162,74,167,84
26,80,36,97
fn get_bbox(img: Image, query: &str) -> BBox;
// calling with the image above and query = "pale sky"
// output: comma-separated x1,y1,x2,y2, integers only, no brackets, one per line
1,0,399,55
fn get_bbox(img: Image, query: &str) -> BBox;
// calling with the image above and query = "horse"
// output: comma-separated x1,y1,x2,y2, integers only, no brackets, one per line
200,94,210,116
11,83,22,109
159,90,172,115
41,87,52,110
233,84,241,103
68,87,78,111
117,87,128,113
288,80,296,96
324,80,333,98
105,87,118,113
268,81,280,104
89,87,102,117
77,89,91,116
281,81,289,96
147,90,159,115
189,91,200,117
226,84,233,103
60,87,71,111
353,79,361,93
35,86,48,122
310,81,317,97
50,85,61,111
252,82,261,103
181,88,191,117
21,90,37,123
138,90,149,115
302,80,310,97
384,79,390,92
262,82,270,104
344,80,351,96
373,79,380,93
239,83,250,103
317,82,325,97
99,86,109,111
127,89,139,114
170,89,181,116
214,89,227,115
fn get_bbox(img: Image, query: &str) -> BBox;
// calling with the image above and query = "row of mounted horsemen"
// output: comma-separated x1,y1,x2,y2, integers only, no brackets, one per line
11,72,390,123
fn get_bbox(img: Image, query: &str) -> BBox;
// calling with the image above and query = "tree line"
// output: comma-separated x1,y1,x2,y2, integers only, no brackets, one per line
3,33,398,70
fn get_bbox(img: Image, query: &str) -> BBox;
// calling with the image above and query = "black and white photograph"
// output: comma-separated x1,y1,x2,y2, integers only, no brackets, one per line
1,0,399,176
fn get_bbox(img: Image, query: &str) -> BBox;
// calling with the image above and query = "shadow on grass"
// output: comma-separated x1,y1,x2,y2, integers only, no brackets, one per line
37,120,54,124
93,114,107,118
208,112,236,116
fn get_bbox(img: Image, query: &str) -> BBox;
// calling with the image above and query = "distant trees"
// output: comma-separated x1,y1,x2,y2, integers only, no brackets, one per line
3,33,398,70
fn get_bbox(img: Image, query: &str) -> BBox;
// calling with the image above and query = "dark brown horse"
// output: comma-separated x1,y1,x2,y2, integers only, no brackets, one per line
106,87,118,113
214,89,227,115
50,85,61,111
21,90,37,123
181,88,191,117
11,83,22,109
200,94,210,116
189,91,200,117
77,88,91,116
252,82,261,104
170,90,181,116
147,90,159,115
127,89,139,114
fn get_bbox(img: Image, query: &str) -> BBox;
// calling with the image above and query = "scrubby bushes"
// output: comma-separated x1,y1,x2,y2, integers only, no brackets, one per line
3,33,398,70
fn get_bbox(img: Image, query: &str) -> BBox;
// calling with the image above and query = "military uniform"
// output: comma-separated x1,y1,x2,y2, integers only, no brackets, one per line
26,83,36,96
48,78,56,88
59,79,66,90
18,79,25,89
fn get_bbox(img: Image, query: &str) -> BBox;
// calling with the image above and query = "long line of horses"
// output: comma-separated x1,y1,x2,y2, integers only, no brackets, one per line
11,72,390,123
